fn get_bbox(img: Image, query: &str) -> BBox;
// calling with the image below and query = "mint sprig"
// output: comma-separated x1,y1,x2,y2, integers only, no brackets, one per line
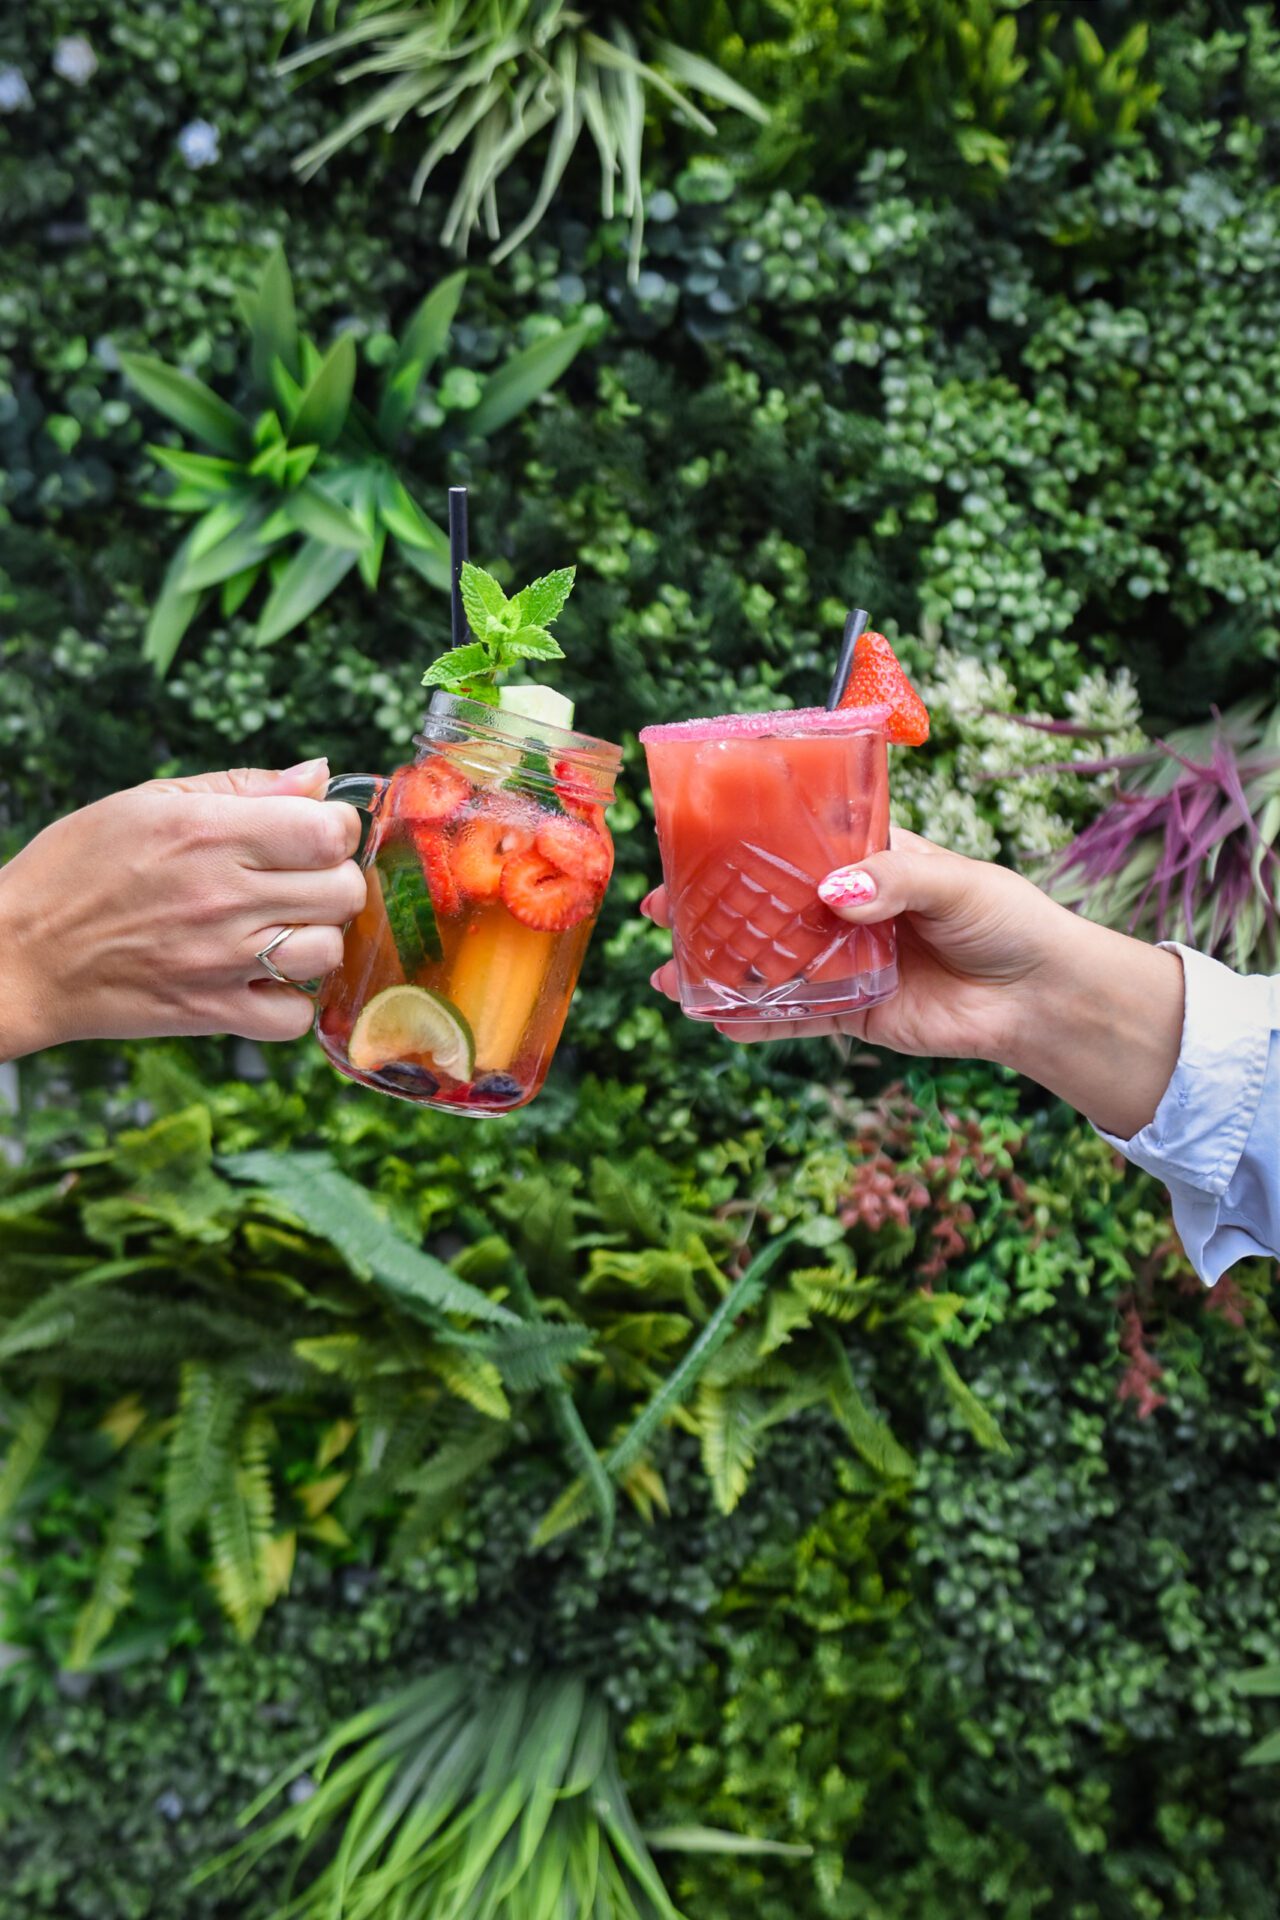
422,561,575,702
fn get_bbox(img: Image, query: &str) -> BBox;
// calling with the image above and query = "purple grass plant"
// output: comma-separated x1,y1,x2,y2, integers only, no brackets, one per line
1005,701,1280,974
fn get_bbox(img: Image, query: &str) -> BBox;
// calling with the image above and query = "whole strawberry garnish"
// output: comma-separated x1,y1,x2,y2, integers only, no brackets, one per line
839,631,930,746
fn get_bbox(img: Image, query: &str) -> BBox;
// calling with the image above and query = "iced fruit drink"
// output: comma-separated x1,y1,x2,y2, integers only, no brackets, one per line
317,698,620,1114
641,706,897,1023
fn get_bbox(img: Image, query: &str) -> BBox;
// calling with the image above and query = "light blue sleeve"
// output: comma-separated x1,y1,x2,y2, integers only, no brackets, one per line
1093,944,1280,1285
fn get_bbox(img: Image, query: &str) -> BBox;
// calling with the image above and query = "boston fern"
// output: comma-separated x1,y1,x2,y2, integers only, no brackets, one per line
278,1,767,275
120,245,591,672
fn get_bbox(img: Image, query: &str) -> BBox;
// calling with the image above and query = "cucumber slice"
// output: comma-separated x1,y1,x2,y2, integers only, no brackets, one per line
497,683,576,732
348,985,475,1080
379,846,443,977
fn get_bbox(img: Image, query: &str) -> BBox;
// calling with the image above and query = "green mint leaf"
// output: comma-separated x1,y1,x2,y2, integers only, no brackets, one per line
459,561,508,638
500,626,565,663
513,566,575,630
421,641,493,687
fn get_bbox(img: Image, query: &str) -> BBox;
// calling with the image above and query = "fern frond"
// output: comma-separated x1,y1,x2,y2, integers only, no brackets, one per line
391,1422,510,1564
606,1229,800,1482
697,1382,762,1515
825,1332,916,1480
66,1457,158,1670
165,1362,247,1553
790,1264,875,1324
505,1261,614,1553
0,1381,61,1521
468,1319,593,1392
222,1150,518,1325
421,1345,510,1420
207,1410,275,1639
932,1345,1012,1456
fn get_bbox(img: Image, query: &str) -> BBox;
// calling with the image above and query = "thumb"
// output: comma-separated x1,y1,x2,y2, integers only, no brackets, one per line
817,839,964,925
152,757,331,800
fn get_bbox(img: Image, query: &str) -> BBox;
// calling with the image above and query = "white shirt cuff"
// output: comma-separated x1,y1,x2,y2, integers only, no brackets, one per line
1093,943,1277,1196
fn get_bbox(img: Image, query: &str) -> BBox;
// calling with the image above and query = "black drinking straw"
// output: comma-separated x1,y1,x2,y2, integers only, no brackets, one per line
448,485,469,650
826,607,869,710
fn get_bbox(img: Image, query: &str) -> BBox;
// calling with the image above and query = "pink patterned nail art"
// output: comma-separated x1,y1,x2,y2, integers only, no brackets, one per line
818,868,877,909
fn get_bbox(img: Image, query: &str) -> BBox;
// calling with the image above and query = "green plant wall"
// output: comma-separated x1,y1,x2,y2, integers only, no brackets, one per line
4,2,1280,1916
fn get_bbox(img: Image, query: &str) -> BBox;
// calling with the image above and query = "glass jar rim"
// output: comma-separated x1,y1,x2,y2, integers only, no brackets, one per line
417,691,622,767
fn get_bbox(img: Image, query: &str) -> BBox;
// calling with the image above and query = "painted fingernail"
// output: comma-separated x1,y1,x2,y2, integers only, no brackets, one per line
819,867,877,909
649,967,666,991
640,890,657,920
280,757,329,781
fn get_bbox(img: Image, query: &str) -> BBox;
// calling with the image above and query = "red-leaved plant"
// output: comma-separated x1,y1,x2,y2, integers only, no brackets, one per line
1007,700,1280,974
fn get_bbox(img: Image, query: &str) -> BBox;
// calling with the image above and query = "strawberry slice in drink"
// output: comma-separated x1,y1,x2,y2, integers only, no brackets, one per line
452,812,536,902
501,849,596,932
393,755,470,824
536,815,612,890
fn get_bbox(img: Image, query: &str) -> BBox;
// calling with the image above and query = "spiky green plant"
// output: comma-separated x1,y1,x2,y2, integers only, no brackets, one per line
200,1668,704,1919
278,2,767,275
121,245,592,671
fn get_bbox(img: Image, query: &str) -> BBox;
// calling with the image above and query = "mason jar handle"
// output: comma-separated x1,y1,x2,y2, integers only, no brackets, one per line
324,773,384,865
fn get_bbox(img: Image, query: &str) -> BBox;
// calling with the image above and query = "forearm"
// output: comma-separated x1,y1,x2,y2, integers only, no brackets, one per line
1005,912,1185,1140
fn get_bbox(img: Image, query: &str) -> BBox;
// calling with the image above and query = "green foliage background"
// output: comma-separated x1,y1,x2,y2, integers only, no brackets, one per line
4,2,1280,1915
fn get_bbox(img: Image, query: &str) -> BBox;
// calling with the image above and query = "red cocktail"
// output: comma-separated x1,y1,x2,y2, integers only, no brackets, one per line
641,706,896,1022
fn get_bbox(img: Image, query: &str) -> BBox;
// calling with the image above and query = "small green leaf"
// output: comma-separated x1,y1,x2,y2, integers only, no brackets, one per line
1229,1665,1280,1697
357,523,387,590
247,244,300,393
1243,1728,1280,1768
466,321,593,440
1074,17,1107,68
144,530,205,676
248,441,290,484
181,521,278,593
281,443,319,486
271,359,304,421
188,498,252,563
397,539,452,592
255,540,359,645
149,445,244,493
651,41,769,122
460,561,509,635
934,1348,1012,1455
221,565,262,619
376,471,449,556
421,642,492,687
500,626,564,663
514,566,575,629
376,268,467,443
647,1826,812,1858
288,480,373,551
289,335,356,448
120,353,251,458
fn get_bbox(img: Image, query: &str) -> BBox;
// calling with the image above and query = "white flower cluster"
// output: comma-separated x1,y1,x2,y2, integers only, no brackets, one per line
890,647,1146,865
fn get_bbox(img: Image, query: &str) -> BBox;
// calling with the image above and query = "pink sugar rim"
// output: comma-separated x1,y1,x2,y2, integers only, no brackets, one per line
639,703,890,744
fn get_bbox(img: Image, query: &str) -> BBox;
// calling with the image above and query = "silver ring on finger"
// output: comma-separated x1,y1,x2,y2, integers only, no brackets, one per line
255,925,299,985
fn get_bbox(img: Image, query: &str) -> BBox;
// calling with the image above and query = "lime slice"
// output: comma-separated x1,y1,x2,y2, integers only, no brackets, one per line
498,683,576,732
348,986,475,1080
